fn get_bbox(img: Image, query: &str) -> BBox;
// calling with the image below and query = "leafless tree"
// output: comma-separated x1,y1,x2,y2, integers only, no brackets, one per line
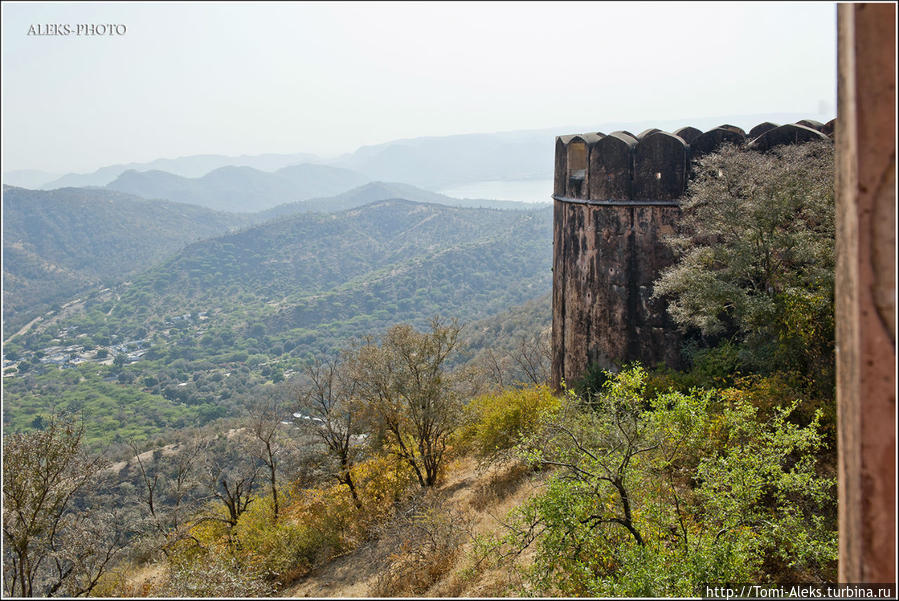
47,508,129,597
509,329,552,386
128,437,206,556
296,358,365,507
2,414,126,597
479,347,509,390
248,393,288,519
202,433,261,528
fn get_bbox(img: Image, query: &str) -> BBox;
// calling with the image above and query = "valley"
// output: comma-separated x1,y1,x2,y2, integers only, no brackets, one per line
3,182,553,449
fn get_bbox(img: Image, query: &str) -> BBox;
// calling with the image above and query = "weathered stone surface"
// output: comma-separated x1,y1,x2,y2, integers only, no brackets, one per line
797,119,826,131
637,128,661,139
749,121,779,138
716,124,747,136
673,126,702,144
553,136,573,196
633,132,688,200
551,116,838,400
749,123,829,151
551,199,682,388
588,133,636,201
690,126,746,158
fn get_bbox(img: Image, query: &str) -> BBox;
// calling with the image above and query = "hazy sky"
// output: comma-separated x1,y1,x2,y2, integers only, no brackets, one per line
1,1,837,174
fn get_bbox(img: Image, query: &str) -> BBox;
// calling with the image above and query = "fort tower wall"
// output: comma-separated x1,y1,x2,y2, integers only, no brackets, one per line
551,120,831,389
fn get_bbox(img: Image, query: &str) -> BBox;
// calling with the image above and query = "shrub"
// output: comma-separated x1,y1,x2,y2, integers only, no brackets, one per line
353,452,418,513
234,496,338,584
154,550,273,597
501,367,836,596
457,385,560,461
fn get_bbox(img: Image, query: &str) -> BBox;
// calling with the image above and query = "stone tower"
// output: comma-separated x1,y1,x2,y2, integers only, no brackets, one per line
551,121,832,389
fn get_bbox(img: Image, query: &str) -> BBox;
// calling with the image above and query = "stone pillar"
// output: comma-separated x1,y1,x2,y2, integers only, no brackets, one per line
836,3,896,585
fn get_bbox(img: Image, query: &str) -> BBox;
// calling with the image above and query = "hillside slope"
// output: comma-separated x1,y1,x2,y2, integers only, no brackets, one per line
2,185,250,332
105,199,552,342
4,200,552,446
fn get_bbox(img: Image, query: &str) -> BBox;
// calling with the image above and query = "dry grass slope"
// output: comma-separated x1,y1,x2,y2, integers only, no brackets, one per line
284,456,545,598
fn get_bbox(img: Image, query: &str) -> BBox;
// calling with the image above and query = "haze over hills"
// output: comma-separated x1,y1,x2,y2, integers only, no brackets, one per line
2,169,62,189
3,113,832,193
327,113,834,189
333,129,557,188
259,181,539,219
105,163,370,213
2,185,252,332
31,151,322,190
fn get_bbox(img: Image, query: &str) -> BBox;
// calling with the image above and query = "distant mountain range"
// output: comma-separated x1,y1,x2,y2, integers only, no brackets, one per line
331,129,556,189
125,198,552,327
8,197,553,360
258,181,537,219
33,152,321,190
2,197,553,446
106,163,371,213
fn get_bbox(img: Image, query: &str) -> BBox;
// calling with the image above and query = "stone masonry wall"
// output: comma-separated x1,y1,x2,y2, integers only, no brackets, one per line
551,120,832,389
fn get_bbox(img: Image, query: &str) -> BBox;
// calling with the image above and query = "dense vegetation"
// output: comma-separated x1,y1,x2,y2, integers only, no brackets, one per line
654,140,836,398
480,369,836,596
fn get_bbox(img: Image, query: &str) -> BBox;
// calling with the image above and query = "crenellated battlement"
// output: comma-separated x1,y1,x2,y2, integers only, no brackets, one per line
551,118,834,389
552,119,833,205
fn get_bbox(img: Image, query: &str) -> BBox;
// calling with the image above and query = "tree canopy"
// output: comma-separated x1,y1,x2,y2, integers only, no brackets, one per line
653,140,835,383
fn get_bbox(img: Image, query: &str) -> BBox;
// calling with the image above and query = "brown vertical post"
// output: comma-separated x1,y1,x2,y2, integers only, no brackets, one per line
836,3,896,584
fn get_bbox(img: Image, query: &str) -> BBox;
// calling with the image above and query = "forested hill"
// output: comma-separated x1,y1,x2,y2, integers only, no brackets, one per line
105,163,370,213
2,185,251,331
103,199,552,344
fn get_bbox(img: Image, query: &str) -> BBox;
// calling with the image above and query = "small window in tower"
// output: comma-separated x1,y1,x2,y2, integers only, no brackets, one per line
655,172,662,180
567,141,587,179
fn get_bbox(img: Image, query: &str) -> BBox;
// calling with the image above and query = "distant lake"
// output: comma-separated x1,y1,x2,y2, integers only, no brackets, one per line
437,178,553,204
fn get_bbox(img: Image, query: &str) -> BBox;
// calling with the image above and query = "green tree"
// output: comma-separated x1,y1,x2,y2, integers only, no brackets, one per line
653,140,835,381
348,318,470,487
